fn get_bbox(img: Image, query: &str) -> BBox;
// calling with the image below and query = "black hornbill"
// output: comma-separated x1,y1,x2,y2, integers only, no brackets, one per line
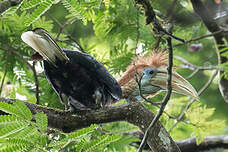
21,28,122,111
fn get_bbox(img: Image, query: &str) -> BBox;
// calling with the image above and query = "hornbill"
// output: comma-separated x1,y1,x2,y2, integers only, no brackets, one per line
118,51,199,101
21,28,122,111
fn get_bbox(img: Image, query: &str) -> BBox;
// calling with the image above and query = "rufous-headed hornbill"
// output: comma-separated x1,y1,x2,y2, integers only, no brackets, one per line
21,28,122,111
118,51,199,101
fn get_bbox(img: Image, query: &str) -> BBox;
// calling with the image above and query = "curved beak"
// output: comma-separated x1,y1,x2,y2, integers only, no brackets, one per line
150,69,199,100
21,28,69,65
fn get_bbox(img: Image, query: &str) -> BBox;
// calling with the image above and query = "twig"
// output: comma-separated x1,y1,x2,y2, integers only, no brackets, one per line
135,0,185,43
186,69,199,80
0,55,8,96
0,46,40,103
1,46,33,70
174,55,221,71
32,62,39,104
154,36,162,50
134,71,161,106
47,14,85,53
47,14,72,40
169,70,218,132
135,4,140,56
56,19,72,40
173,30,228,47
137,37,173,152
67,35,85,53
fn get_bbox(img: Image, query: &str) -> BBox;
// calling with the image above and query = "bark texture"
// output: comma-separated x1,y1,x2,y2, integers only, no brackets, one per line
0,98,180,152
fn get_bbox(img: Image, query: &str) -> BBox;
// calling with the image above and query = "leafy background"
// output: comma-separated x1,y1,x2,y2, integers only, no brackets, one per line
0,0,228,151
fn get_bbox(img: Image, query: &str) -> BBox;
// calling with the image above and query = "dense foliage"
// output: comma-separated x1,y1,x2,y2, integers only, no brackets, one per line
0,0,228,151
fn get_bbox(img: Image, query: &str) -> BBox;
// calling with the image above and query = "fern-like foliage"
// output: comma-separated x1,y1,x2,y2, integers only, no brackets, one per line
1,0,58,27
24,0,57,26
49,124,98,150
0,101,48,152
21,0,45,10
0,100,123,152
185,102,226,144
82,134,120,152
166,99,226,145
35,112,48,133
49,123,123,151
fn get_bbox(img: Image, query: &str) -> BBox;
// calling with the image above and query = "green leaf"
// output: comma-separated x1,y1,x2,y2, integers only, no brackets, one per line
186,102,226,144
0,122,28,138
0,102,18,116
13,100,33,120
68,124,98,140
35,112,48,133
83,134,121,152
0,115,19,127
75,138,86,152
0,100,32,120
8,126,38,139
49,137,68,150
0,138,31,146
24,0,56,26
108,135,139,151
49,124,98,150
0,138,35,152
0,144,27,152
21,0,44,10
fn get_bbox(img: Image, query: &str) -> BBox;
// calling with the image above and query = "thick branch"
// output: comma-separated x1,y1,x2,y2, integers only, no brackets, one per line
176,135,228,152
126,131,228,152
0,98,180,152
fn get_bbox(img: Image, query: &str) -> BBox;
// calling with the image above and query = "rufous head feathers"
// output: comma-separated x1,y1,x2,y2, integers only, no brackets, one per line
118,51,168,86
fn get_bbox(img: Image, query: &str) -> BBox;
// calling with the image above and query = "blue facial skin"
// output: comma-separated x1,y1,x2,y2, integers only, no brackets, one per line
127,67,162,102
141,67,158,85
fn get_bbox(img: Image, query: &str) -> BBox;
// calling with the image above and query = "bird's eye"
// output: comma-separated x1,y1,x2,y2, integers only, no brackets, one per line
149,70,154,75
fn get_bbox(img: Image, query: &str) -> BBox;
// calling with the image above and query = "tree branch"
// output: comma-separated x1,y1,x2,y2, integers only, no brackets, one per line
0,97,180,152
174,55,221,71
135,0,184,42
176,135,228,152
174,30,228,47
125,131,228,152
47,14,85,53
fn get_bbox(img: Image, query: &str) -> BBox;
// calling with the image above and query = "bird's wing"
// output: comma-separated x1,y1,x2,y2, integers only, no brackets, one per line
64,50,122,100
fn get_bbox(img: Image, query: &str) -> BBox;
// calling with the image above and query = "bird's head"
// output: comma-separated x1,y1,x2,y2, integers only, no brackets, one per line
21,28,69,65
119,51,199,101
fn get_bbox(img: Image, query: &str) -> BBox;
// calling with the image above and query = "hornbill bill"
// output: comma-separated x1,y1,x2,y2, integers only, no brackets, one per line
21,28,122,111
118,51,199,101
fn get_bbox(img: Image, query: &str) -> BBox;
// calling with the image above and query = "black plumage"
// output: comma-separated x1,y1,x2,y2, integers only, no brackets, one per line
21,28,122,111
44,50,122,110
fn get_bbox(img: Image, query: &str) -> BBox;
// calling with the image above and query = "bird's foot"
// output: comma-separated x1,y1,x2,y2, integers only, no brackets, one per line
93,89,103,108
